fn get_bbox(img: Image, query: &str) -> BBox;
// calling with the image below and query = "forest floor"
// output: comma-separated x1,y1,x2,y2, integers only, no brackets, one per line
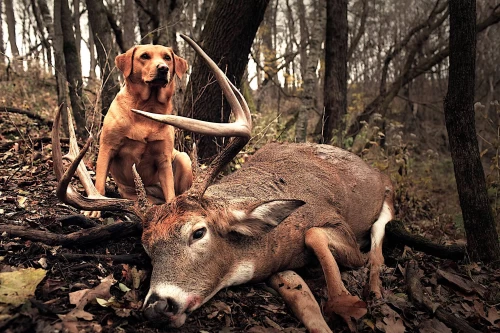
1,108,500,333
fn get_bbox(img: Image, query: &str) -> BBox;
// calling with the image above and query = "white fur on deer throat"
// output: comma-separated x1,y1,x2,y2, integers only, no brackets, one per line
202,261,255,305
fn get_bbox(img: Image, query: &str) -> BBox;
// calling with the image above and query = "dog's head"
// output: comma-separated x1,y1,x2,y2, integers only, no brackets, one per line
116,45,188,87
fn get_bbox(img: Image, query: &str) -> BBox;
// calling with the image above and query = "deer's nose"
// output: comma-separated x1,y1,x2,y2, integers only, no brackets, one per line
144,293,180,319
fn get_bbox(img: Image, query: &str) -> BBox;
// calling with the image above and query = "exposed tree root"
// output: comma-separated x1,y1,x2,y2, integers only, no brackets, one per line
0,106,53,126
386,220,466,260
0,220,141,247
406,260,480,333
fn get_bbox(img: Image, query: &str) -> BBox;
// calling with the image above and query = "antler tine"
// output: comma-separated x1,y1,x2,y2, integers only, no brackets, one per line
51,106,137,213
131,34,251,139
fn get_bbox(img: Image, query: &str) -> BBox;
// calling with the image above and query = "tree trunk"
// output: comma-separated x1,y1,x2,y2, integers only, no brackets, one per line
61,0,86,138
136,0,152,44
182,0,270,162
321,0,347,145
295,0,325,142
53,0,69,134
30,0,52,69
73,0,81,57
444,0,500,263
5,0,19,57
0,0,6,59
156,0,179,51
86,0,120,116
122,0,136,50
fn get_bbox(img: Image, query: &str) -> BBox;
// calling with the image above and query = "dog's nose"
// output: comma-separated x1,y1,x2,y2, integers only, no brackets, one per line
157,64,168,73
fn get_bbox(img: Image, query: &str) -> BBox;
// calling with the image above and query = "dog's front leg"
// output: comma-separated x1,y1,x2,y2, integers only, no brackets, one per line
158,155,176,203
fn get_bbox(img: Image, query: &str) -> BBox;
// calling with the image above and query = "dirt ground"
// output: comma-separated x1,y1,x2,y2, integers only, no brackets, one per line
0,111,499,333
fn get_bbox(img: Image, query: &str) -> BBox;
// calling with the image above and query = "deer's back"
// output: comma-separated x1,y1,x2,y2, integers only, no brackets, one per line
207,143,392,241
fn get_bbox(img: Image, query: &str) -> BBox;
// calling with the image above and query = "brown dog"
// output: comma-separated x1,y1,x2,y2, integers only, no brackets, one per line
85,45,192,217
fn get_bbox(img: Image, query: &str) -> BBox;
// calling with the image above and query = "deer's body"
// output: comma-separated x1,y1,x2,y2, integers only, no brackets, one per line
202,143,391,278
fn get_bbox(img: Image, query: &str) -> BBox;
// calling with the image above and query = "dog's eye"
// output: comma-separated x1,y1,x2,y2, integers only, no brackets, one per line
140,53,150,60
164,55,171,61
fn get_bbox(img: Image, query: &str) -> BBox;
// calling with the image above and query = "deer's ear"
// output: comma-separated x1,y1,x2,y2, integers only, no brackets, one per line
228,200,305,237
116,46,137,78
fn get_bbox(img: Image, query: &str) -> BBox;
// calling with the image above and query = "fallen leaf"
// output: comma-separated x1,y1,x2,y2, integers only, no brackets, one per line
419,318,452,333
63,275,116,321
437,269,474,294
376,304,405,333
0,267,46,306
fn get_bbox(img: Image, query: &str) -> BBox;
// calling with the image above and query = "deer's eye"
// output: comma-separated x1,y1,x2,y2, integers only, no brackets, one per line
140,53,150,60
191,227,206,242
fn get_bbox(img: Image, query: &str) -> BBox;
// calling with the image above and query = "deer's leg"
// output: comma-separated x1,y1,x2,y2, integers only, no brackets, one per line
368,200,394,298
268,270,332,333
305,227,367,327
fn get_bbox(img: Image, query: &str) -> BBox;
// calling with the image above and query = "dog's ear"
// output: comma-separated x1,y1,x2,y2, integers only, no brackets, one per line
115,46,137,78
174,54,188,79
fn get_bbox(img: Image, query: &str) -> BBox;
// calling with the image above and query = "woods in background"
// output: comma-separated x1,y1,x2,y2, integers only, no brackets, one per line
1,0,500,261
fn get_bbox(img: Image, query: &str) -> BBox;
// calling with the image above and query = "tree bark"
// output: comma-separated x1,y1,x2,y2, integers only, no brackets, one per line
30,0,52,69
73,0,81,57
295,0,325,142
53,0,70,134
5,0,19,57
86,0,120,116
182,0,270,162
122,0,136,50
0,0,5,58
61,0,86,138
321,0,347,145
444,0,500,263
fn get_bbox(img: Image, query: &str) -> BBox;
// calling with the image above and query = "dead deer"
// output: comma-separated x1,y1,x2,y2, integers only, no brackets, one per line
51,35,394,332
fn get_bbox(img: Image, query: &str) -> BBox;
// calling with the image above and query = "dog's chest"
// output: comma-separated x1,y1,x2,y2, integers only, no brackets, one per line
125,117,174,143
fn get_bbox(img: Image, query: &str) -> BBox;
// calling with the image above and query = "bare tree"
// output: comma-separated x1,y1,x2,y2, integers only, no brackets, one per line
122,0,136,50
321,0,347,145
30,0,52,69
61,0,86,137
295,0,325,142
53,0,69,133
86,0,120,116
74,0,81,57
444,0,500,263
0,1,5,59
5,0,19,57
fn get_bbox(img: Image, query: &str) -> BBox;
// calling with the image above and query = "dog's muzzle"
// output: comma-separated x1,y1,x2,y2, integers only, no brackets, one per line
147,65,169,86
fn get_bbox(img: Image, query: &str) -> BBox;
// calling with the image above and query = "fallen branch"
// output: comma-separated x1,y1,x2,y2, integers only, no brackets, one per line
406,260,481,333
0,220,141,247
0,106,53,126
385,220,465,260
